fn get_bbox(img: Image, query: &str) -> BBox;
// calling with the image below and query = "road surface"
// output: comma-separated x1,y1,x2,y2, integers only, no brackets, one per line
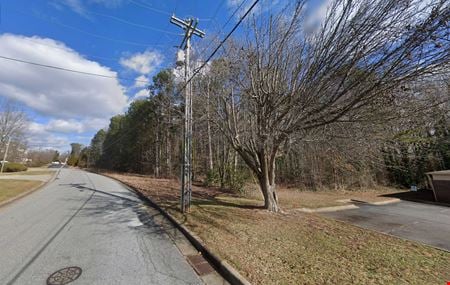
0,169,202,285
322,200,450,251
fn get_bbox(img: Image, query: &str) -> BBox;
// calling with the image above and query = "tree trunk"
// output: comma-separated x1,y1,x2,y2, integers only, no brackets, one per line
155,126,160,177
258,174,278,212
206,84,213,171
165,110,172,177
257,152,279,212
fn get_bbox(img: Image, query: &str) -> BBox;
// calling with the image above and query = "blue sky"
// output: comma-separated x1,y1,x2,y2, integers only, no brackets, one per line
0,0,314,152
0,0,246,151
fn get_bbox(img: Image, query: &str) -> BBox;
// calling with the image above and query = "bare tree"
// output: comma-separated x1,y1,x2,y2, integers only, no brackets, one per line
0,99,28,162
210,0,449,211
0,99,27,141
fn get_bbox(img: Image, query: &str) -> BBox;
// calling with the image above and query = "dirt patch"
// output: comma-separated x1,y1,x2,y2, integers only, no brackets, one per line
103,172,450,284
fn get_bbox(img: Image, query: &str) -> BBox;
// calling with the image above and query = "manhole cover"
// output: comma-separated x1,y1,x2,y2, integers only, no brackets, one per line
47,266,82,285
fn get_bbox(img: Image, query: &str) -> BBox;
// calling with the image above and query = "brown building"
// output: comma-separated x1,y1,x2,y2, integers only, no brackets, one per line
426,170,450,203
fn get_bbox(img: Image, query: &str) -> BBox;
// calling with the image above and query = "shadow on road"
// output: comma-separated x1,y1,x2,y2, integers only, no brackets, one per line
381,189,449,207
61,182,168,237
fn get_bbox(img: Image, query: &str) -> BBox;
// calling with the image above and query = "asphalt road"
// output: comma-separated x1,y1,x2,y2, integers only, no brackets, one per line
0,169,202,285
323,200,450,251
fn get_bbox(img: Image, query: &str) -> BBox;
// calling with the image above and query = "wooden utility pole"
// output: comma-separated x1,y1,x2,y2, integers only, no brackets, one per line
0,135,11,173
170,15,205,213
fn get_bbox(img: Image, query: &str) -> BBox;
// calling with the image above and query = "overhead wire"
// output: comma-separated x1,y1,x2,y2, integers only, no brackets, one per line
0,55,149,83
81,1,182,152
179,0,260,96
84,10,179,35
16,37,122,62
99,0,261,152
128,0,172,16
210,0,227,21
1,1,260,151
196,0,249,58
9,8,166,47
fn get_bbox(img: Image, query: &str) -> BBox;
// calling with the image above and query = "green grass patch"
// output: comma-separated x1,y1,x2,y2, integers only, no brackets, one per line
1,162,27,173
0,179,42,203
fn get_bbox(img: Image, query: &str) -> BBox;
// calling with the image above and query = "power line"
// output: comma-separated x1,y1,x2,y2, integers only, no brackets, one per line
92,1,260,159
0,55,149,83
17,37,122,62
128,0,171,16
85,10,179,35
102,0,259,148
181,0,260,95
9,8,166,48
196,0,249,58
210,0,227,22
153,0,179,50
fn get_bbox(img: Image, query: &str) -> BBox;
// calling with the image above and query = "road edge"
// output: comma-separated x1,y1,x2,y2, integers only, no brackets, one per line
92,171,251,285
326,215,450,253
0,170,58,209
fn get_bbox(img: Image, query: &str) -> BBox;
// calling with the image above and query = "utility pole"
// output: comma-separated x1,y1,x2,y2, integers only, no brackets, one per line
1,135,11,173
170,15,205,213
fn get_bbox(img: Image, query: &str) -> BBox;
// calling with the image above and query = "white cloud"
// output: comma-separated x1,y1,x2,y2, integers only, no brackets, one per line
88,0,125,8
132,89,149,101
0,34,128,150
134,75,149,88
59,0,85,14
26,117,109,151
120,50,163,75
47,119,84,133
28,118,109,135
27,122,71,150
0,34,128,119
53,0,125,15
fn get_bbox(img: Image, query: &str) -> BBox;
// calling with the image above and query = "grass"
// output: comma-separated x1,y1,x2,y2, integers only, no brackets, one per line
0,168,55,176
12,170,55,176
0,179,42,203
271,186,403,209
104,172,449,285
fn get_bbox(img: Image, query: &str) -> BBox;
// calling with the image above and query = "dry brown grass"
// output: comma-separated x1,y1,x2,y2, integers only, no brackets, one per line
0,179,42,203
245,185,403,209
103,172,450,285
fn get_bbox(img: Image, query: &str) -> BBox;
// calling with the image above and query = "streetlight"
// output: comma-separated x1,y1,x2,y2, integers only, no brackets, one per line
1,135,11,173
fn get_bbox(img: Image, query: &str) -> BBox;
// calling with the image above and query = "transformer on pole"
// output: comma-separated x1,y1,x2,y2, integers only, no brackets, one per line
170,15,205,213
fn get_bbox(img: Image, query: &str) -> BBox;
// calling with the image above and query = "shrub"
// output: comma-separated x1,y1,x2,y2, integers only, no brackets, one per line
2,162,27,172
205,169,220,186
205,166,250,193
226,167,249,193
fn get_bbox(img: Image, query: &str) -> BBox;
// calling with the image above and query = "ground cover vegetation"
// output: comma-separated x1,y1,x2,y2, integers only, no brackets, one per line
104,172,450,284
80,0,449,212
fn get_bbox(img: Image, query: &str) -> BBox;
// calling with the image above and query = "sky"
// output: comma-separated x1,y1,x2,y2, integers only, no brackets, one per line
0,0,318,152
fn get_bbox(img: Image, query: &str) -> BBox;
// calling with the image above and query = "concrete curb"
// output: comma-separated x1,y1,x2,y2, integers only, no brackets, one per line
351,198,401,206
294,198,403,213
0,170,58,209
295,204,359,213
94,171,251,285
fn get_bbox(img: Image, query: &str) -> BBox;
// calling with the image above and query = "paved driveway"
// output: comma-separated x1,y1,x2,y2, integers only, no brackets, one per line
322,201,450,251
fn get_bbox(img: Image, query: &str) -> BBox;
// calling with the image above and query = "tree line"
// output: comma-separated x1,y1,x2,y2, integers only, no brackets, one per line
79,0,450,212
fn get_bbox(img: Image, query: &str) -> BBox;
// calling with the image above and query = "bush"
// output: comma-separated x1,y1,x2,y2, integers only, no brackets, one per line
226,167,249,193
205,166,250,193
205,169,220,186
2,162,27,172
